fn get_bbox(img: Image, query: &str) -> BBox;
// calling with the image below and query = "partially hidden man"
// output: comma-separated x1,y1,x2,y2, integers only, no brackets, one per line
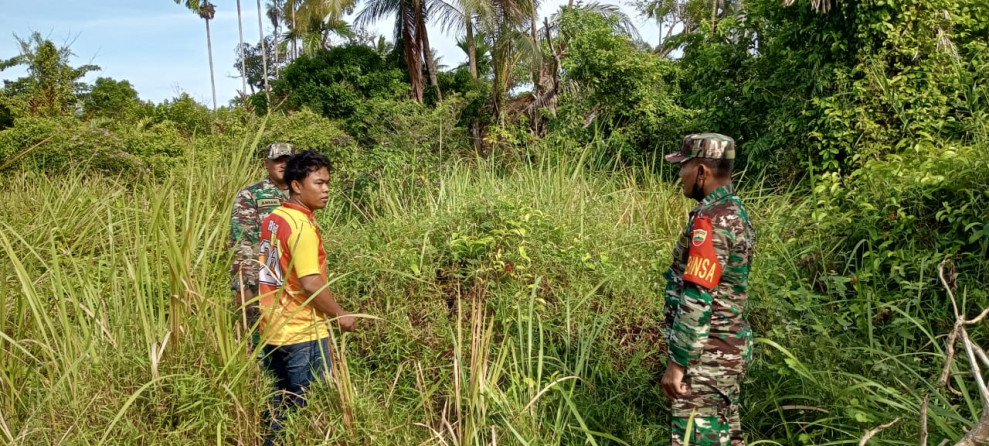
661,133,755,446
230,142,296,336
257,150,356,445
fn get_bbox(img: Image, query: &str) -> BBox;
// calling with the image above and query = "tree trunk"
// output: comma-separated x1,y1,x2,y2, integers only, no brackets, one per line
403,1,425,102
529,8,541,135
291,2,297,59
492,52,504,124
466,20,478,80
205,18,218,110
272,0,281,78
236,0,248,99
256,0,270,97
711,0,719,32
419,13,442,101
530,10,539,89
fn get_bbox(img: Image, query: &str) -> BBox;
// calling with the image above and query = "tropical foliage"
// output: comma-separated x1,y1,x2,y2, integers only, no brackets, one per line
1,0,988,444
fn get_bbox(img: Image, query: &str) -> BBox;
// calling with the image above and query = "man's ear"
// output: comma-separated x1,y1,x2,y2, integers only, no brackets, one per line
695,161,709,179
289,179,300,195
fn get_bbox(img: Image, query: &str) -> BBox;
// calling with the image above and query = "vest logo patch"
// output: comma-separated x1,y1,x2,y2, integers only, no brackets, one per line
692,228,708,247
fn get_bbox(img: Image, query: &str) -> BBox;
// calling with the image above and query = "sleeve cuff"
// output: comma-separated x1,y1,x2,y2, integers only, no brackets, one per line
669,347,691,368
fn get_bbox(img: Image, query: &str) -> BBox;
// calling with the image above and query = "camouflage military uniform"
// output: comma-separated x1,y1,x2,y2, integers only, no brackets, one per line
663,134,756,446
230,142,296,300
230,178,290,294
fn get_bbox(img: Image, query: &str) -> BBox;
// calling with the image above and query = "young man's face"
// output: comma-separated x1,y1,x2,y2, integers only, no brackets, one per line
264,156,290,183
292,167,331,210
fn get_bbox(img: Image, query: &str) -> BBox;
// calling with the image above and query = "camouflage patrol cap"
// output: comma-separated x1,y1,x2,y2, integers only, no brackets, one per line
265,142,297,159
664,133,735,163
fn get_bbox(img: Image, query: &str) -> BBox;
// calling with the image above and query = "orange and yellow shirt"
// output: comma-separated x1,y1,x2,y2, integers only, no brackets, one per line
257,202,330,345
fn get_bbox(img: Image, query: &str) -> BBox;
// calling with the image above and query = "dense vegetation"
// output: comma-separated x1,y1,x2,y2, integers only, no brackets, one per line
1,0,987,444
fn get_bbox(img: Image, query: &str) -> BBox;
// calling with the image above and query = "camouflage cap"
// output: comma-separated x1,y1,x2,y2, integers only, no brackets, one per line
664,133,735,163
265,142,297,159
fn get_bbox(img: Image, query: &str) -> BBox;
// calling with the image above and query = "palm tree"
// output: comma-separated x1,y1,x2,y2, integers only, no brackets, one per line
430,0,493,80
485,0,537,119
356,0,432,102
237,0,248,98
453,33,492,75
257,0,271,95
266,0,282,77
419,17,442,100
293,0,358,52
174,0,218,110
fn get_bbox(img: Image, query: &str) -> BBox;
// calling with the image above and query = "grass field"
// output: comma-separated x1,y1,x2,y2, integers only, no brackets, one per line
0,130,981,445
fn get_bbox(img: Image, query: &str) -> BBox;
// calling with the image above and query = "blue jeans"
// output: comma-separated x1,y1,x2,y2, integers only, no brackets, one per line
261,338,331,445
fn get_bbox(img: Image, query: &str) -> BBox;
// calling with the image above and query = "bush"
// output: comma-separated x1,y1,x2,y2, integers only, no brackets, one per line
0,114,191,176
549,9,695,165
145,93,213,137
120,122,188,175
272,44,409,127
262,109,353,159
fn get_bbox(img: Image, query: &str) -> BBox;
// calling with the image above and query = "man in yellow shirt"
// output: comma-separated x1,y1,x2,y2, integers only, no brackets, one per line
257,150,356,444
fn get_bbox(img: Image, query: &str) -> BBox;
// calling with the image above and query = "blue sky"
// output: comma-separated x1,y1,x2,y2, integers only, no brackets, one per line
0,0,660,106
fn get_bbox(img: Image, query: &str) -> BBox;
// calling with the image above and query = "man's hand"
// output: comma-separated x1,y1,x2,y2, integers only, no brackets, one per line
662,361,689,400
336,312,357,332
299,274,355,332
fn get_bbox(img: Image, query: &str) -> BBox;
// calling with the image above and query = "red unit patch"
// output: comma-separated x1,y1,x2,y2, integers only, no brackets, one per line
683,216,722,289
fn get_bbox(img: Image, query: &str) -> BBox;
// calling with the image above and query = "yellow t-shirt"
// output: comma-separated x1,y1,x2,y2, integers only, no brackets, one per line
257,202,330,345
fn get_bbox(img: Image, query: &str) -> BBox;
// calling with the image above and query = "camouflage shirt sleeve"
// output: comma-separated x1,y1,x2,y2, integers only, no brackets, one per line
668,215,734,368
230,187,259,291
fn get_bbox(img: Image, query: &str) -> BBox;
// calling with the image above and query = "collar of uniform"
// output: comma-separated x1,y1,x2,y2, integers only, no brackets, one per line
262,177,289,191
691,184,735,215
283,201,314,218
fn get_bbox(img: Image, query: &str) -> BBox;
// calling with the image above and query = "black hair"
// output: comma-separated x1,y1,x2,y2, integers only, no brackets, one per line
284,150,332,195
699,158,734,178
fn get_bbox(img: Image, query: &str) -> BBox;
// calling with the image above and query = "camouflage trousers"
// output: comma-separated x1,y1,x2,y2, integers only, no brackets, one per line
671,326,752,446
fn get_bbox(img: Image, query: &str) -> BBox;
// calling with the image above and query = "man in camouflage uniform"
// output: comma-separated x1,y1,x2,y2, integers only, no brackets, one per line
230,142,297,336
661,133,755,446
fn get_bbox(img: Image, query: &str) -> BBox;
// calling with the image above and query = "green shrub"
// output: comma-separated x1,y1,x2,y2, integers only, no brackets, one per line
120,122,188,175
272,45,409,126
549,9,695,165
145,93,213,137
0,114,192,176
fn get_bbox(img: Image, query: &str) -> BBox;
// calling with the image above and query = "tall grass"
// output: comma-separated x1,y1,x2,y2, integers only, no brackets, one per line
0,132,980,444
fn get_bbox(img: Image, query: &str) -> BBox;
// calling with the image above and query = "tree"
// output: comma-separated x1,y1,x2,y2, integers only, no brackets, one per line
295,0,359,52
453,33,492,76
174,0,218,110
272,45,408,127
237,0,249,98
0,32,100,116
356,0,438,102
484,0,537,120
549,8,691,159
83,77,141,119
631,0,741,56
235,37,280,93
431,0,494,80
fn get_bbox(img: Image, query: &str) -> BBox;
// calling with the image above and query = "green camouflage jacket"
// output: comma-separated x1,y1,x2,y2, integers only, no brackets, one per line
229,178,289,291
663,184,756,370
